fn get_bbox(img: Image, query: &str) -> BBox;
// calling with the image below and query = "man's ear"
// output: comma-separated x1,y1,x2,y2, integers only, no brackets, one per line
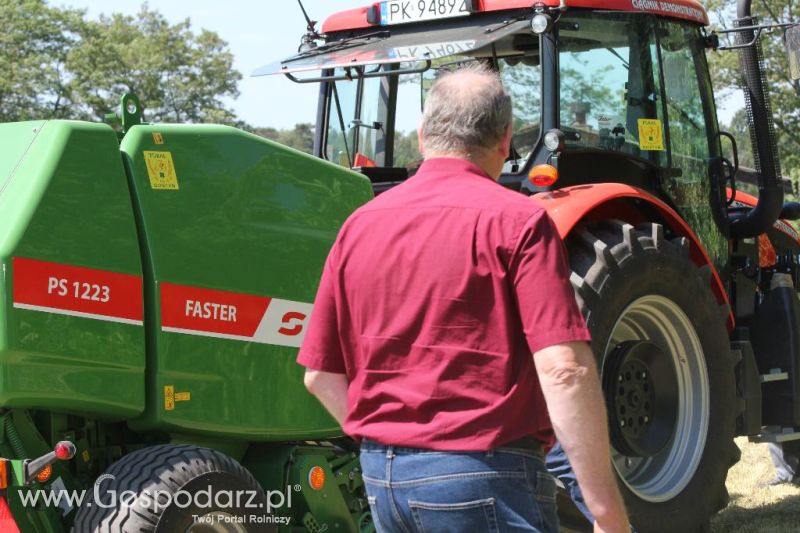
417,128,425,157
499,123,513,157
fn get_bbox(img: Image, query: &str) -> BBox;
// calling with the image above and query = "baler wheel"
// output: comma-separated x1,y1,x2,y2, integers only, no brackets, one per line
565,220,738,533
73,444,276,532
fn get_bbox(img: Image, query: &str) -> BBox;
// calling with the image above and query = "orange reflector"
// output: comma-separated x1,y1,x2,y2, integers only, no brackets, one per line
308,466,326,491
528,164,559,187
0,461,7,490
35,464,52,484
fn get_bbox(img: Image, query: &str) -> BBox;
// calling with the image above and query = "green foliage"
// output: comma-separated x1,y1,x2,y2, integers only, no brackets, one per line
706,0,800,191
0,0,85,121
393,130,421,168
255,124,315,154
68,5,241,124
0,0,242,124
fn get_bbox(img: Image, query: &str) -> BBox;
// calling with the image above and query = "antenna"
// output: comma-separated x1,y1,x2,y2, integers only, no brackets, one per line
296,0,321,52
297,0,318,34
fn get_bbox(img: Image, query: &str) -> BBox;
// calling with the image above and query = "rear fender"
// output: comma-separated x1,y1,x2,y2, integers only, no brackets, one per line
533,183,734,330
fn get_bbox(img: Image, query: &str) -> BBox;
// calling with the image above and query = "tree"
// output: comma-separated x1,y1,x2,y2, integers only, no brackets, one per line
67,4,241,124
254,124,315,154
706,0,800,188
0,1,242,124
0,0,85,121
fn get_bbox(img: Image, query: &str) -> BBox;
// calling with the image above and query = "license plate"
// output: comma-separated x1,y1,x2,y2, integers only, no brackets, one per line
379,0,471,26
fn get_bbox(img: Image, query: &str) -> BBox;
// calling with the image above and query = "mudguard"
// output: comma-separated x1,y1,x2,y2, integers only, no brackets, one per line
533,183,733,329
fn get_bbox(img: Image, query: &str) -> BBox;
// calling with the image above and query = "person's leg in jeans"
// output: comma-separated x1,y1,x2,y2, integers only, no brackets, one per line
360,440,559,533
545,440,593,523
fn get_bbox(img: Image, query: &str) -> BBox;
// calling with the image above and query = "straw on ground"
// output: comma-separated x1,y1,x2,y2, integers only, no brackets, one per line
710,437,800,532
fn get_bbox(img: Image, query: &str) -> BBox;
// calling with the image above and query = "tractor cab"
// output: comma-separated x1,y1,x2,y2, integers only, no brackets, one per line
256,0,729,263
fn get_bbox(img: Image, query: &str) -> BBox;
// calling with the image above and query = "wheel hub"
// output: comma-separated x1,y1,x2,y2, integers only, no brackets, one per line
604,340,678,457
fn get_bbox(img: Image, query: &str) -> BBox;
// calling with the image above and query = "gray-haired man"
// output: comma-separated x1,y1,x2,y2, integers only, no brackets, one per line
298,65,629,533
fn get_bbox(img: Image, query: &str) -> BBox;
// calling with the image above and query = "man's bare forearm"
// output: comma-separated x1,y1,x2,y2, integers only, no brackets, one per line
534,341,629,532
304,369,349,425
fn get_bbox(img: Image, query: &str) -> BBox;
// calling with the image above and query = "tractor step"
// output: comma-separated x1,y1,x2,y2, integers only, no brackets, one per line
749,427,800,443
760,368,790,383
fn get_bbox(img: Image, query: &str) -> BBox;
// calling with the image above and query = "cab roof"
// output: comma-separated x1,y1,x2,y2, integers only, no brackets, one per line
322,0,709,33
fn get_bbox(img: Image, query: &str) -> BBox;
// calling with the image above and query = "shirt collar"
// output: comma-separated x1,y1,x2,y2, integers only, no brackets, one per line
416,157,495,181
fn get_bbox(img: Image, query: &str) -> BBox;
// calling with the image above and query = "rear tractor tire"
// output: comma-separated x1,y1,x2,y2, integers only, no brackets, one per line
73,444,275,533
566,220,738,533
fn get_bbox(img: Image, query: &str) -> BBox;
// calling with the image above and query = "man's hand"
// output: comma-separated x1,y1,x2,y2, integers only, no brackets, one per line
534,341,630,533
304,369,349,425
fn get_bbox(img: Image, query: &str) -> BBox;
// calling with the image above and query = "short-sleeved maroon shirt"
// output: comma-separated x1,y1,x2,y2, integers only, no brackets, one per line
297,158,590,451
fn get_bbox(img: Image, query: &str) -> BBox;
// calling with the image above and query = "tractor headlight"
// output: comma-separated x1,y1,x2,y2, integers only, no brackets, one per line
530,14,552,35
544,128,565,153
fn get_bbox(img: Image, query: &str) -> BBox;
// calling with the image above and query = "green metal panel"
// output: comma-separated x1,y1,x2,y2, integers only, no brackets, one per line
120,124,372,440
0,120,145,419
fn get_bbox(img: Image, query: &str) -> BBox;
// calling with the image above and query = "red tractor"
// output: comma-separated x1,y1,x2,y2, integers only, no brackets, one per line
258,0,800,530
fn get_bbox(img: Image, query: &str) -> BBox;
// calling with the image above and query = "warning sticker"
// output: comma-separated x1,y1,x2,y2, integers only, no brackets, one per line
638,119,665,151
143,151,179,190
164,385,191,411
152,132,164,145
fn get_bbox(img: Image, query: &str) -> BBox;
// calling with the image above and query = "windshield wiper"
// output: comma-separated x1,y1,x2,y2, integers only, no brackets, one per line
288,30,391,62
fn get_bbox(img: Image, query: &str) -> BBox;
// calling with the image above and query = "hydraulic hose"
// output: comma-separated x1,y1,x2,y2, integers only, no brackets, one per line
4,415,27,459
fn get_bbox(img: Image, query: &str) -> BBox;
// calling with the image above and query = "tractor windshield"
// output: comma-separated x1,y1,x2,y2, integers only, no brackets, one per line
325,55,541,172
315,17,541,173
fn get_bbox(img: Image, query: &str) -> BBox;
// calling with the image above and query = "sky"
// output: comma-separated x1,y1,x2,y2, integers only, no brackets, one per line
54,0,743,129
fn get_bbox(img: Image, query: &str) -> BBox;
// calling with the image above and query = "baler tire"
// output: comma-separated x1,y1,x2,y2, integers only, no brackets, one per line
73,444,276,533
566,220,737,533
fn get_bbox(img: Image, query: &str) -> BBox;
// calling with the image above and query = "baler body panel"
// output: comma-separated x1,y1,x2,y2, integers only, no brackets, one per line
121,124,372,439
0,121,145,419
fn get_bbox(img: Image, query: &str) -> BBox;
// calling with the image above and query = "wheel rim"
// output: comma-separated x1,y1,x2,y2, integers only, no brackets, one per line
603,295,709,502
186,512,249,533
603,340,679,457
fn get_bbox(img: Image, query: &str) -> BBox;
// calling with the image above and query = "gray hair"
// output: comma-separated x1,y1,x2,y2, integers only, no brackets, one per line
419,64,512,158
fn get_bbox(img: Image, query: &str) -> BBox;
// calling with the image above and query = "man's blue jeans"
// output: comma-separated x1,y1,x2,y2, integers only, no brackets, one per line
545,441,593,523
360,440,559,533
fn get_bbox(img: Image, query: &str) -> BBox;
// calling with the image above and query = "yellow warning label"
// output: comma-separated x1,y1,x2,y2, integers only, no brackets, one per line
164,385,190,410
152,132,164,145
82,449,91,463
164,385,175,411
144,151,179,190
638,119,665,151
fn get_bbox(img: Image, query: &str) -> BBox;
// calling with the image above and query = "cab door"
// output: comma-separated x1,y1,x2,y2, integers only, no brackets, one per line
657,19,728,265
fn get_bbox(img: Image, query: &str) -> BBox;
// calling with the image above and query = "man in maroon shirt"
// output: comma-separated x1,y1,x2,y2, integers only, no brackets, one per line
298,66,628,533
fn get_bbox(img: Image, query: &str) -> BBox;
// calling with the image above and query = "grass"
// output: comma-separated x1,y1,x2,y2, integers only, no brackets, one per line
710,437,800,533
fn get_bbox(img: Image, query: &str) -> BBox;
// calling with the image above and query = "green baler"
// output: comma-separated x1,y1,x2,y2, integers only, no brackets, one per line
0,107,373,532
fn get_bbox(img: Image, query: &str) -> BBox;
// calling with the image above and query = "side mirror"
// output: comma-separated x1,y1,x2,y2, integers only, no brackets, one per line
786,25,800,80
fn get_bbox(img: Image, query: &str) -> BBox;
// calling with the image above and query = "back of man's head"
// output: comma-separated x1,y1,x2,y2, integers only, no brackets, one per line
419,64,512,159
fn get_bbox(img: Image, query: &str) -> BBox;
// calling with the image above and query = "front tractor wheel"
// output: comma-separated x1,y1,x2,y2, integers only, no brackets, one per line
567,221,737,533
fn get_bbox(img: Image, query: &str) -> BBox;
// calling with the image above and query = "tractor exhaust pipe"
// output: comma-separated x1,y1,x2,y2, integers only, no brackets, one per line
729,0,784,238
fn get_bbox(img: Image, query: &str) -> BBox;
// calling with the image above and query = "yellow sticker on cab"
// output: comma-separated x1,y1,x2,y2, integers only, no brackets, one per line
143,151,179,190
638,119,665,151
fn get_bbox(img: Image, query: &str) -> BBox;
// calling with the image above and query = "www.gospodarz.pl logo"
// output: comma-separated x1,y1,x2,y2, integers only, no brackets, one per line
19,474,296,525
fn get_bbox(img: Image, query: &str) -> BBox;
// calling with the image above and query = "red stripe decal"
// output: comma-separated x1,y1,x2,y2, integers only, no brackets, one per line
160,283,271,337
12,257,143,324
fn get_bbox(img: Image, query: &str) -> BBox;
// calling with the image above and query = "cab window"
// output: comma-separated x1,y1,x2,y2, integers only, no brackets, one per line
559,12,666,167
